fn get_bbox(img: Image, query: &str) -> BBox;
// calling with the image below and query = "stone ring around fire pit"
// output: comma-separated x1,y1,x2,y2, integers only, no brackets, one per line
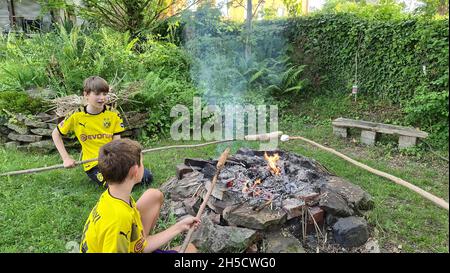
159,148,375,253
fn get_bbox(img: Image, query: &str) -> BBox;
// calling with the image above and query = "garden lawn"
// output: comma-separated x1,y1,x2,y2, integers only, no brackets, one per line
0,125,448,252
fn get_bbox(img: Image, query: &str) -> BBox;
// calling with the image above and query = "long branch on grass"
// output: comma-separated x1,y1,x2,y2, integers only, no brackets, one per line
286,135,449,211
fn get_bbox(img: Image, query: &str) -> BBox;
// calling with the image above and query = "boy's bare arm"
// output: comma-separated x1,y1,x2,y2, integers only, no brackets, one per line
143,224,182,253
143,216,199,253
51,128,76,168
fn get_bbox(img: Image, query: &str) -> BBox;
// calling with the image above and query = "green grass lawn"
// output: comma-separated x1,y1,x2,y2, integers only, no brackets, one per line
0,97,448,253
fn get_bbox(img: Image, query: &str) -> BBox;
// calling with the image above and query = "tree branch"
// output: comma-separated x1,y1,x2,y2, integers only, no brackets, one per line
252,0,265,18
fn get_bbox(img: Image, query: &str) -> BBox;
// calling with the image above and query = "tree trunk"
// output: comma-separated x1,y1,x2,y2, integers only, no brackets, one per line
7,0,16,28
245,0,252,61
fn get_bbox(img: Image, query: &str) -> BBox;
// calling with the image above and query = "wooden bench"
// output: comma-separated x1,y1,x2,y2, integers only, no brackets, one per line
332,118,428,149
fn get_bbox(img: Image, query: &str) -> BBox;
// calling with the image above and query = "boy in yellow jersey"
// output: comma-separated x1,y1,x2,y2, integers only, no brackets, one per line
51,76,153,187
80,138,199,253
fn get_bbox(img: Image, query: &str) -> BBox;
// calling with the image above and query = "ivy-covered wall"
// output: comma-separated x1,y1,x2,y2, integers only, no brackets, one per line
284,14,449,142
285,14,448,102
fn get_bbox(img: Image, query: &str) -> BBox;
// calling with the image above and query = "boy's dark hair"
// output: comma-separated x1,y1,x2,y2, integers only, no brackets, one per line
83,76,109,95
98,139,142,184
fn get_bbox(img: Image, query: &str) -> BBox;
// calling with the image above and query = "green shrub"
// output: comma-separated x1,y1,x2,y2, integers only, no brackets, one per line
0,27,198,137
0,91,48,115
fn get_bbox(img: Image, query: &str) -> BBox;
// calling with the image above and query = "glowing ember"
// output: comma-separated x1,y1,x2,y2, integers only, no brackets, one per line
242,184,249,193
253,179,261,187
264,152,281,175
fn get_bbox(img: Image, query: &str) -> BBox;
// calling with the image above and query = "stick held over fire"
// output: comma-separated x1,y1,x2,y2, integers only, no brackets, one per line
244,131,283,141
0,132,282,177
179,147,231,253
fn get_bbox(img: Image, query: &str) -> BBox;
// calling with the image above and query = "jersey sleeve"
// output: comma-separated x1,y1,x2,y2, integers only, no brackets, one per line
101,218,132,253
113,111,126,135
57,113,75,136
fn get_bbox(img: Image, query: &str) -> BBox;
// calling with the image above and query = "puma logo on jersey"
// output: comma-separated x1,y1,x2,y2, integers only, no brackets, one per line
119,231,130,239
79,122,87,128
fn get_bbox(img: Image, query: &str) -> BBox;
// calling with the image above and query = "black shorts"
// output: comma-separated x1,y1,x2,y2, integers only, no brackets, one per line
85,166,153,188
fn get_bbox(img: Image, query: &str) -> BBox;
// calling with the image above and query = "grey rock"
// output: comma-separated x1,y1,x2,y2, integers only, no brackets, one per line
159,172,203,201
48,123,57,130
323,176,374,210
27,140,55,150
192,216,258,253
35,112,53,121
282,198,305,220
30,128,53,136
0,125,11,135
4,141,19,149
183,197,202,216
319,190,354,217
364,238,381,253
8,133,42,142
24,118,48,128
6,123,28,135
223,205,287,230
332,216,369,247
264,229,306,253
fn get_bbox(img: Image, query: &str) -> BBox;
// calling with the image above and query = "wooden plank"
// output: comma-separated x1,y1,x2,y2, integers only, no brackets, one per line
332,118,428,138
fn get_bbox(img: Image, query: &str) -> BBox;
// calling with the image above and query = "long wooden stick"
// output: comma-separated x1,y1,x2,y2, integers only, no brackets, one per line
179,147,230,253
1,140,235,177
287,135,449,211
1,131,282,177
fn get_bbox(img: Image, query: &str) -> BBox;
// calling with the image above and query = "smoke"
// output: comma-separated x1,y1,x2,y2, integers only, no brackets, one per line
179,3,285,151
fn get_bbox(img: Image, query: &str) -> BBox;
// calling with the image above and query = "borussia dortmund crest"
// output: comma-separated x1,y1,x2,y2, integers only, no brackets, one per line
103,118,111,128
96,172,104,182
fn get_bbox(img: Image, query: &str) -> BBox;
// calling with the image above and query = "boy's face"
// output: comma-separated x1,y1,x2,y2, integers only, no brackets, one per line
84,91,108,110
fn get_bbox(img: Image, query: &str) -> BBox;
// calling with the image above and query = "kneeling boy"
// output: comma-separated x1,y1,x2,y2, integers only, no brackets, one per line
80,138,199,253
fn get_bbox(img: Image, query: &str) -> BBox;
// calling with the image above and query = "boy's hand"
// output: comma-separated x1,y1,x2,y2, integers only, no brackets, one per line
63,157,76,168
177,216,201,232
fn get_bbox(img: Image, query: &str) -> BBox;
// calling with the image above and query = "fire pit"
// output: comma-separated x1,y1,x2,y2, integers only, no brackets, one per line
159,148,375,253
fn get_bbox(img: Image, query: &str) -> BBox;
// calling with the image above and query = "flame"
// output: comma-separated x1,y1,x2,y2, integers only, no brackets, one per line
264,152,281,175
253,179,261,188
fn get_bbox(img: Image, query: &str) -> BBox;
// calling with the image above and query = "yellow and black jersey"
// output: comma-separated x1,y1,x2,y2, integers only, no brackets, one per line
57,105,125,171
80,190,148,253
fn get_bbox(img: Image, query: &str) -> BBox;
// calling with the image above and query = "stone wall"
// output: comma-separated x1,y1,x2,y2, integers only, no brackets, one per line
0,112,61,152
0,111,149,152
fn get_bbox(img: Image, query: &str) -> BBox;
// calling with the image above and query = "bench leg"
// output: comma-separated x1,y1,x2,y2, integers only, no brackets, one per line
360,130,378,146
398,136,417,149
333,126,348,138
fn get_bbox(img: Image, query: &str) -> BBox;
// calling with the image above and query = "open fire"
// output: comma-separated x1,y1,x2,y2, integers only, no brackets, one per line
160,148,375,253
264,152,281,175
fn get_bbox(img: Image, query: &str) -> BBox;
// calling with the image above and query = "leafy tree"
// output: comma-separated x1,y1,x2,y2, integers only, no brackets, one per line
37,0,77,25
282,0,303,17
415,0,449,17
227,0,266,59
78,0,199,38
320,0,408,20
